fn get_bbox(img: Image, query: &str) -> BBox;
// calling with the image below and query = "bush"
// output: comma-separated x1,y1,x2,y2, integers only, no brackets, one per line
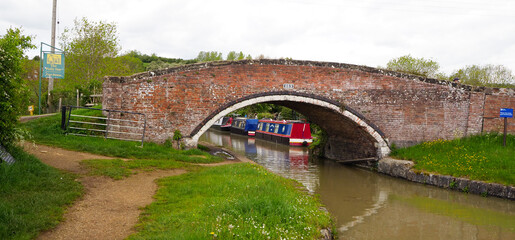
0,28,34,146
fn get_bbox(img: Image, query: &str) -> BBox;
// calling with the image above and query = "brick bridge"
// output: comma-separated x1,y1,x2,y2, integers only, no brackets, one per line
103,59,514,161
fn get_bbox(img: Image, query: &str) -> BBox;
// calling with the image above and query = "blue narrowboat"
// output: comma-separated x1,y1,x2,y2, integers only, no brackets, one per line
230,118,259,136
255,119,312,146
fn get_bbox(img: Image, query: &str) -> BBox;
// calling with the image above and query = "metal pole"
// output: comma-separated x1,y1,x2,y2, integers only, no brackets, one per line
47,0,57,113
504,117,507,147
38,42,42,115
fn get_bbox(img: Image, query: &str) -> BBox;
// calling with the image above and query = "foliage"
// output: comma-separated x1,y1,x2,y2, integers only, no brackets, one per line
0,145,82,239
450,64,515,87
20,58,40,114
390,133,515,185
145,60,181,71
59,17,140,93
20,110,222,163
309,126,327,157
257,112,275,119
124,50,196,71
196,51,223,62
226,51,250,61
233,103,291,119
129,163,333,239
386,54,445,79
0,28,34,147
125,50,196,65
172,129,182,141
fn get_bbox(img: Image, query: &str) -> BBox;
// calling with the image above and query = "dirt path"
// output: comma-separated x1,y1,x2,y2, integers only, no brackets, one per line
22,143,233,240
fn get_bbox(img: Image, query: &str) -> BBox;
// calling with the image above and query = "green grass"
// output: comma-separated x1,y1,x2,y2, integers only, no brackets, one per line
391,133,515,186
0,146,82,240
129,163,333,240
81,158,197,180
20,111,222,163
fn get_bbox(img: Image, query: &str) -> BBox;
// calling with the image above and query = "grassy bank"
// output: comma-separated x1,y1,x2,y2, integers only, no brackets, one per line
0,146,82,240
129,163,333,240
19,111,221,163
391,133,515,186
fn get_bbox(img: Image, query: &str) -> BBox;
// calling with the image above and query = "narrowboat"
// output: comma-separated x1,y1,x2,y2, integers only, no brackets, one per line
220,117,233,131
255,119,312,146
230,118,259,136
210,117,224,130
211,117,232,131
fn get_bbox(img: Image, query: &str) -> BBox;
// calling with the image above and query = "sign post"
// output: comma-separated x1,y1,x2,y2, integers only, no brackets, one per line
39,42,65,114
500,108,513,147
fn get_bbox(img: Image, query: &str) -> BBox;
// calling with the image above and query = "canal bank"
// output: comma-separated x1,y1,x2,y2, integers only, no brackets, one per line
201,129,515,239
374,158,515,200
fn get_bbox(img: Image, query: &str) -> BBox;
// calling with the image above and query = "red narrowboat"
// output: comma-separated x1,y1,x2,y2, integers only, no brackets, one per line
255,119,312,146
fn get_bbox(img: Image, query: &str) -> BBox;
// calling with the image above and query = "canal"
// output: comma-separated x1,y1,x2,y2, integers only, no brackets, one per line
200,129,514,239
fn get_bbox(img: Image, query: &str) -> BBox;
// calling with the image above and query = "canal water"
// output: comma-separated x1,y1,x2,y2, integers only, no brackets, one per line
200,129,515,240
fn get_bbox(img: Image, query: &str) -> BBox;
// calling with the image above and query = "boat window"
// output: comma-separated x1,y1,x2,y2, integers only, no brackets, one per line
274,125,280,133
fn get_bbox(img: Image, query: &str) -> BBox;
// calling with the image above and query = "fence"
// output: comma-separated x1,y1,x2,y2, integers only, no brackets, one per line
62,106,147,146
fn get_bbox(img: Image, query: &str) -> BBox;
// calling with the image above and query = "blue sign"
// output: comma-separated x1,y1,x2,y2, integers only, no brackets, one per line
43,52,65,79
500,108,513,118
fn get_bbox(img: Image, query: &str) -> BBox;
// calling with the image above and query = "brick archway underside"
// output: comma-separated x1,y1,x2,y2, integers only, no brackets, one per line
190,92,390,160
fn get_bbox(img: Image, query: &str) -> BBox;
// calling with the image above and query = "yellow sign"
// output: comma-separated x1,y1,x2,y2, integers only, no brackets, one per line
46,53,62,65
28,105,34,115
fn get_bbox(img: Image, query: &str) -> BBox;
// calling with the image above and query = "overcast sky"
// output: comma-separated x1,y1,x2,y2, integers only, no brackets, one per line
1,0,514,75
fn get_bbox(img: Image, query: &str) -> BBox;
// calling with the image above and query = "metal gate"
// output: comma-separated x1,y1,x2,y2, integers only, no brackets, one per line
63,106,147,146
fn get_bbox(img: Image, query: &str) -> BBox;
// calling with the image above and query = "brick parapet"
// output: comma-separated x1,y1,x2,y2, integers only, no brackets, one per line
102,59,515,151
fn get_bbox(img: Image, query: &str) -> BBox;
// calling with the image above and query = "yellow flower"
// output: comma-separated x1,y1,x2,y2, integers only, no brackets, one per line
210,232,215,235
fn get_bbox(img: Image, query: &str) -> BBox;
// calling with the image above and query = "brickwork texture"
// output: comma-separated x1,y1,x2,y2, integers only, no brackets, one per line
103,59,515,160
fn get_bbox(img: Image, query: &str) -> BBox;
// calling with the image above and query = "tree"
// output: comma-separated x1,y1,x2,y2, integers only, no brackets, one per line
386,55,445,79
450,64,515,87
226,51,237,61
0,28,34,146
59,17,123,92
195,51,223,62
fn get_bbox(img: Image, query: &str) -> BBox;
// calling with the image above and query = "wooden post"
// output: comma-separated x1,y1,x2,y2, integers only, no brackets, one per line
61,106,67,130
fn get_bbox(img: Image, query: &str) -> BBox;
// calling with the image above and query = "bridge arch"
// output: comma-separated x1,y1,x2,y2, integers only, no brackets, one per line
188,92,390,160
103,59,514,162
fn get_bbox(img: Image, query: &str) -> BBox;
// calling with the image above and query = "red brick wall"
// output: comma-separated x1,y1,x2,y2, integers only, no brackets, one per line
483,92,515,133
103,59,515,147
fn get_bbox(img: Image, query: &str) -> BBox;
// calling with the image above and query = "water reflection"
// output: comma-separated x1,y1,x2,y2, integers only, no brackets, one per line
200,129,515,239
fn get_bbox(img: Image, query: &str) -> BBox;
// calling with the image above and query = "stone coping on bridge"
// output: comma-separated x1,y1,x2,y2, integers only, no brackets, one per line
105,59,514,96
377,158,514,200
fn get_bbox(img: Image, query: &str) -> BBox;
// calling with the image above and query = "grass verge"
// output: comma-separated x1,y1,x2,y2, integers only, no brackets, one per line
19,111,221,163
81,158,198,180
0,146,82,240
390,133,515,186
129,163,333,240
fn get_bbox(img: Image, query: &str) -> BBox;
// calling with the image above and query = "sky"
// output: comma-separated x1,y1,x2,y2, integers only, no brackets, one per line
1,0,515,75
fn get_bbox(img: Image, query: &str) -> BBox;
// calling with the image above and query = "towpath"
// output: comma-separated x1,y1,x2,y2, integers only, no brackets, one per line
21,142,240,240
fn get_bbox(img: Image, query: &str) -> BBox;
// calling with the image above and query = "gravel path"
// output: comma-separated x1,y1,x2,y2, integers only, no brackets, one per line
22,143,186,240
